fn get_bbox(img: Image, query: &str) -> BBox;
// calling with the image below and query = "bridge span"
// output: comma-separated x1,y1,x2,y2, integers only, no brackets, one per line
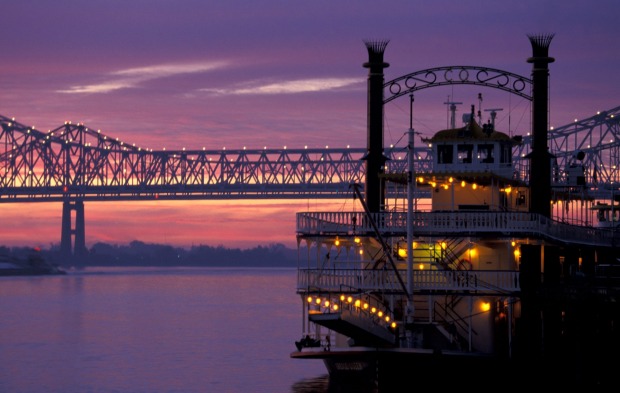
2,107,619,201
1,105,620,260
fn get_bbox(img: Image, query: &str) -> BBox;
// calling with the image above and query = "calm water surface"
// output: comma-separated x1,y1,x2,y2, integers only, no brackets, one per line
0,267,333,393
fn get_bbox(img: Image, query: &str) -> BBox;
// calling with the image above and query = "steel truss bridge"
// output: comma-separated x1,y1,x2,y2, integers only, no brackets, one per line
1,106,620,203
1,104,619,260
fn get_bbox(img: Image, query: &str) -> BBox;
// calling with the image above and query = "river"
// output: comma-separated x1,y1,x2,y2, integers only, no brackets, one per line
0,266,337,393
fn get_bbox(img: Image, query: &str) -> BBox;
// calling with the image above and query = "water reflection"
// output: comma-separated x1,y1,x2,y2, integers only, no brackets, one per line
291,375,329,393
292,375,382,393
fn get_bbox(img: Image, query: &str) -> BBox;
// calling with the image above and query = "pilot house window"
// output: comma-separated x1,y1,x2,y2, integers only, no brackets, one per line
500,144,512,164
478,144,494,163
457,144,473,164
437,145,453,164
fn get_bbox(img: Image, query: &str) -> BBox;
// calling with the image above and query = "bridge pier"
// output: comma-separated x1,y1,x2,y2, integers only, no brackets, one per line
61,200,87,264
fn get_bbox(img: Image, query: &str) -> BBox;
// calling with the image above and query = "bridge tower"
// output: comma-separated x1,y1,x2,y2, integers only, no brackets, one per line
60,200,87,263
527,34,554,218
363,40,390,213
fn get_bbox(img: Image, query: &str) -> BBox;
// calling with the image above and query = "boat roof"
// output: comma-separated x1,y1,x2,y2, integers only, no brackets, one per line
422,108,521,144
422,118,519,144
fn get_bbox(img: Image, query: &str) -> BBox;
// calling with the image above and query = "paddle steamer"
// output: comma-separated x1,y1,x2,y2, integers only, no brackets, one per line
291,36,620,388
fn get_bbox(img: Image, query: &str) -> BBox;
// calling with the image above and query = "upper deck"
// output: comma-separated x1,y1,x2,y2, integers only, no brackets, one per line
296,210,618,248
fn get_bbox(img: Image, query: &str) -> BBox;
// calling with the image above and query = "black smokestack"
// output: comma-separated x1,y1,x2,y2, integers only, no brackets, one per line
527,34,555,218
363,40,389,213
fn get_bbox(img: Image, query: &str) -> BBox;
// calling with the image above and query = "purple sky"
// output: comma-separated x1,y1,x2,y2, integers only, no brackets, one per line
1,0,619,250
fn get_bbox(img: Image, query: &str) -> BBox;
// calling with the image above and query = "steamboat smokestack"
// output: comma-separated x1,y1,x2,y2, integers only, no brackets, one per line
363,40,389,213
527,34,555,218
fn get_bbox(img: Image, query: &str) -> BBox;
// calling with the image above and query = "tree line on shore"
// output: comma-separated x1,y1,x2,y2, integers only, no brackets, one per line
1,241,300,267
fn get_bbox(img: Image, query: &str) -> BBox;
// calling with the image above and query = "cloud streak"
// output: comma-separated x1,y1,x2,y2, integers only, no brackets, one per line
58,61,229,94
58,61,361,97
201,77,363,95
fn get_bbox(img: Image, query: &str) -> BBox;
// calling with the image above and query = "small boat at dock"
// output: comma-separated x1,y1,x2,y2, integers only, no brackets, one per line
0,251,66,276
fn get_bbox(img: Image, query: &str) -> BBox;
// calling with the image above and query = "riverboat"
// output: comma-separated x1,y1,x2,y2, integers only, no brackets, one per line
291,102,620,389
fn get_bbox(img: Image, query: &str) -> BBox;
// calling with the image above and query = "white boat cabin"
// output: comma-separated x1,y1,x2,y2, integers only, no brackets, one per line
421,113,528,213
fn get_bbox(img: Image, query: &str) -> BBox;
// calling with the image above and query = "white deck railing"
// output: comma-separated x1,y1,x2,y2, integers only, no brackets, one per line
297,268,520,295
296,211,617,247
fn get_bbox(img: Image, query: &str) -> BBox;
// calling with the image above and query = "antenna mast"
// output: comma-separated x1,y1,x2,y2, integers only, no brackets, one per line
443,98,462,129
484,108,503,129
477,93,483,125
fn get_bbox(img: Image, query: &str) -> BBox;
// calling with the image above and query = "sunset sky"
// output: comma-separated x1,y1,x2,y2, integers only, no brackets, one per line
1,0,619,251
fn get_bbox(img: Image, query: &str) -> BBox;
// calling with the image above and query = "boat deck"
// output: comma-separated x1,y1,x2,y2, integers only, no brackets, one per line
297,211,618,247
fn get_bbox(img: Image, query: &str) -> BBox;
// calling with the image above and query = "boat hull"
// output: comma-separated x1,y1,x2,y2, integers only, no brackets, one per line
292,347,508,387
0,266,66,276
291,345,612,388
